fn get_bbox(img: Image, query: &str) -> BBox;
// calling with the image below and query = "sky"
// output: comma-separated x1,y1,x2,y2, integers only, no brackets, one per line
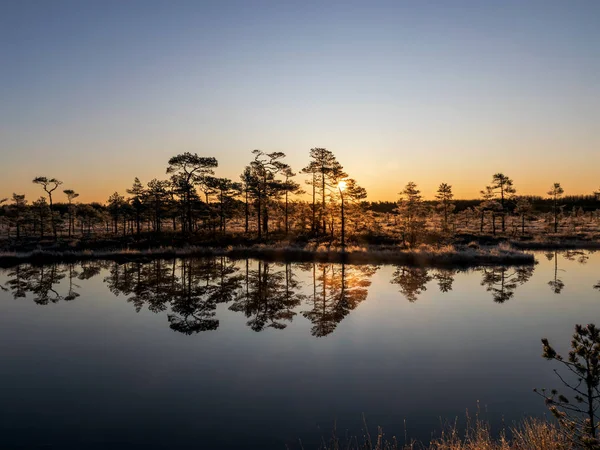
1,0,599,203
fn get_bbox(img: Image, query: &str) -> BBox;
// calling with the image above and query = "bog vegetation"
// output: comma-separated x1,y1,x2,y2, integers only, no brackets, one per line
1,148,599,249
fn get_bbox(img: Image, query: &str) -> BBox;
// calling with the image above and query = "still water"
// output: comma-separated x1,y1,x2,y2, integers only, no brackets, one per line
1,251,599,449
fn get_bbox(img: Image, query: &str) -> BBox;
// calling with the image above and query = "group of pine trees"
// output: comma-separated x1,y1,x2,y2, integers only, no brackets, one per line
1,148,600,245
0,148,369,242
392,174,599,245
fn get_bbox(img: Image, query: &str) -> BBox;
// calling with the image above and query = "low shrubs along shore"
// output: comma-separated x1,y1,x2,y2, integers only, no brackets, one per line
0,243,535,268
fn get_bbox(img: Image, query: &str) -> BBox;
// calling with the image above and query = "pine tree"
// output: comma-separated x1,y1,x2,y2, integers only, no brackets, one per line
126,178,145,236
515,197,533,235
396,182,426,246
249,150,289,238
107,192,125,234
480,186,501,235
62,189,79,238
548,183,565,233
166,153,218,233
302,148,347,235
536,324,600,449
239,166,253,233
9,194,27,239
32,176,63,238
490,173,516,232
435,183,455,232
146,179,170,232
281,167,302,235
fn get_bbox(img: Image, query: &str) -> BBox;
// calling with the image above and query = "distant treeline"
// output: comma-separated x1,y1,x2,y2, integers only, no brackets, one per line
365,195,600,214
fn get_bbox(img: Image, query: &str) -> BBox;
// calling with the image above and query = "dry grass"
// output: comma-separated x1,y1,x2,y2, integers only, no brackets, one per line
315,416,571,450
0,243,535,268
510,418,571,450
426,417,569,450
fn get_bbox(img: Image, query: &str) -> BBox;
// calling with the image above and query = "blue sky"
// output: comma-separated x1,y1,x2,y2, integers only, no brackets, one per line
1,0,599,201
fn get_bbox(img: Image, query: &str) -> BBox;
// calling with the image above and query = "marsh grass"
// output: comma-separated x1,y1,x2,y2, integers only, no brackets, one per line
0,243,535,268
312,415,570,450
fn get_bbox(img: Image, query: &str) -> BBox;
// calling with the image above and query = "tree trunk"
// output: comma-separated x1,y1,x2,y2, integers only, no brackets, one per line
312,173,316,233
285,190,289,235
341,195,345,248
220,191,225,234
263,203,269,236
588,383,596,441
67,204,72,237
187,190,192,234
554,198,558,233
321,171,326,234
500,190,505,232
48,193,57,239
244,189,249,233
256,195,262,239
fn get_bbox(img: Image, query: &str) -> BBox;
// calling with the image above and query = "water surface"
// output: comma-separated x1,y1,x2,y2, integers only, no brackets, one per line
1,251,599,449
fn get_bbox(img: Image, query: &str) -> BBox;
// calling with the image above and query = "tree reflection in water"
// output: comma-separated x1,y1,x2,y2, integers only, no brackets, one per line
545,251,565,294
78,261,106,281
390,266,433,302
302,263,378,337
0,256,550,335
434,268,457,293
103,258,244,334
559,250,600,292
3,264,66,304
563,249,589,265
128,259,175,313
558,249,599,293
168,258,220,334
229,260,304,331
64,263,81,301
4,265,30,299
480,266,534,303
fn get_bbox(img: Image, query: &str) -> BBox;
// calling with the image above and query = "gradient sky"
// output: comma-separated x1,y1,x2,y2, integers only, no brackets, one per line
1,0,599,202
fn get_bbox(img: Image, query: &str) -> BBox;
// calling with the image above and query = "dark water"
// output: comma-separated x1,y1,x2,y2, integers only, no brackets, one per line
1,251,599,449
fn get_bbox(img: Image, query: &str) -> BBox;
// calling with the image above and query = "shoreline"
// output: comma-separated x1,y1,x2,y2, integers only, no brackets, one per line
509,240,600,250
0,243,536,268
